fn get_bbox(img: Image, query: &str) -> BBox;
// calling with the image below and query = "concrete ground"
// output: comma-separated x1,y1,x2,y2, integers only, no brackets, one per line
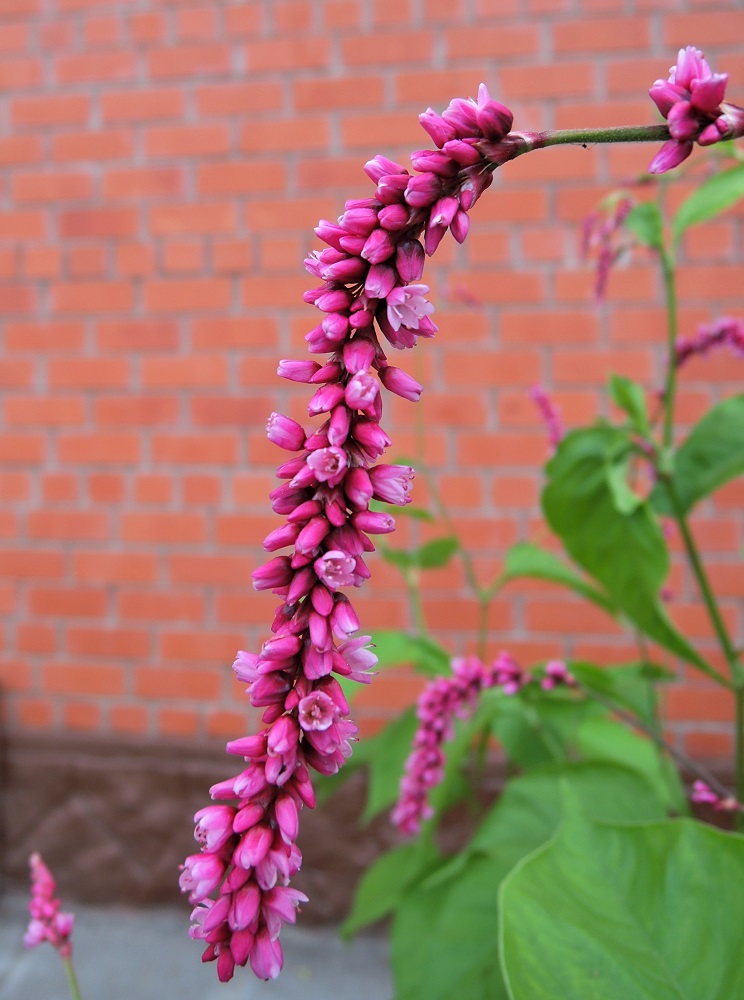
0,891,392,1000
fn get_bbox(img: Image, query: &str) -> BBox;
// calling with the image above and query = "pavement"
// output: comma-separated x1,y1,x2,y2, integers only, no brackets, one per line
0,890,392,1000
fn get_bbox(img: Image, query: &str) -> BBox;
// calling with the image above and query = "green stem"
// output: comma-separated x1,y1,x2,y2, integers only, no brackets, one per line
406,568,427,636
737,691,744,815
662,480,742,687
62,956,83,1000
660,248,679,450
417,460,492,657
579,683,735,805
539,124,671,148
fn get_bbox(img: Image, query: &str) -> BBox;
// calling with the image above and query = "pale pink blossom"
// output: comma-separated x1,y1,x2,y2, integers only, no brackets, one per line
24,853,75,960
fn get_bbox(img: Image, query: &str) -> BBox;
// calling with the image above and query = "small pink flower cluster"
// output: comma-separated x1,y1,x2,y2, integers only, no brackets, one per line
648,46,744,173
675,315,744,368
392,652,528,835
691,780,741,812
24,853,75,959
540,659,576,690
581,195,633,302
182,85,517,982
529,385,564,454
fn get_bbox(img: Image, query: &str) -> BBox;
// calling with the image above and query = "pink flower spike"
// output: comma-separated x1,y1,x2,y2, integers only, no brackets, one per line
386,284,435,333
25,853,76,960
298,690,338,731
306,446,348,488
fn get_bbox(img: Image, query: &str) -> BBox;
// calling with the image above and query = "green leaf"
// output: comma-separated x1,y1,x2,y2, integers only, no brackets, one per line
470,760,667,859
371,629,451,676
392,852,508,1000
542,426,710,673
341,839,441,938
673,162,744,244
625,201,664,250
416,535,459,568
358,707,418,824
575,715,686,814
390,761,667,1000
369,498,434,521
500,812,744,999
651,394,744,516
610,373,651,437
604,446,643,515
501,541,617,615
571,660,672,731
378,544,415,571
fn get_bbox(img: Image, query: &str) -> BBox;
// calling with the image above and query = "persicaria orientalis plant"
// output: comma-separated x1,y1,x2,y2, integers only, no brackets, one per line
179,46,744,986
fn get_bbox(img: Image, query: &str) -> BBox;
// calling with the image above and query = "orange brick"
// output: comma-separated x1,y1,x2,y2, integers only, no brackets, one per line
150,203,236,235
134,474,173,503
245,36,330,72
146,124,231,158
57,433,140,464
56,51,136,84
129,12,166,46
159,708,200,737
27,510,109,540
59,208,138,239
96,319,179,352
151,433,238,464
121,512,207,544
29,587,108,617
162,241,204,273
118,590,205,621
67,627,150,658
53,131,133,161
12,94,89,127
148,44,232,79
446,24,538,59
0,549,66,578
44,663,124,696
197,162,286,195
294,75,384,110
176,6,218,40
87,473,124,503
136,666,221,700
110,705,149,734
0,211,45,239
103,167,183,199
195,81,284,116
48,357,129,389
141,355,227,387
183,475,222,504
13,172,92,203
101,88,184,121
553,15,650,52
144,278,231,312
83,14,121,47
4,396,85,425
73,552,158,583
192,316,277,349
241,118,329,154
67,245,107,277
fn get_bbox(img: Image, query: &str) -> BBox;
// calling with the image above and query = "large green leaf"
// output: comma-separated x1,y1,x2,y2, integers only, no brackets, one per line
575,715,686,814
501,541,617,615
390,761,666,1000
651,394,744,516
542,426,709,672
470,760,667,858
500,811,744,999
673,162,744,244
392,852,508,1000
379,535,459,572
341,838,441,937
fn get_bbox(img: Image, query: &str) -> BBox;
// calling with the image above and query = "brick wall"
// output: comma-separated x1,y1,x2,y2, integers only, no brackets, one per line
1,0,743,766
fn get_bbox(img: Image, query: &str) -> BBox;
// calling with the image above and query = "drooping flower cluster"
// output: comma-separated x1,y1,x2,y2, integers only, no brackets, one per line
691,780,741,812
24,853,75,959
392,652,529,836
581,194,634,302
181,85,518,982
648,46,744,173
529,385,564,454
675,315,744,368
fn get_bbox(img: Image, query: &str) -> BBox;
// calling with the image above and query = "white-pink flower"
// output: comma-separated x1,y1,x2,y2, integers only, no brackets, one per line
386,284,435,332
